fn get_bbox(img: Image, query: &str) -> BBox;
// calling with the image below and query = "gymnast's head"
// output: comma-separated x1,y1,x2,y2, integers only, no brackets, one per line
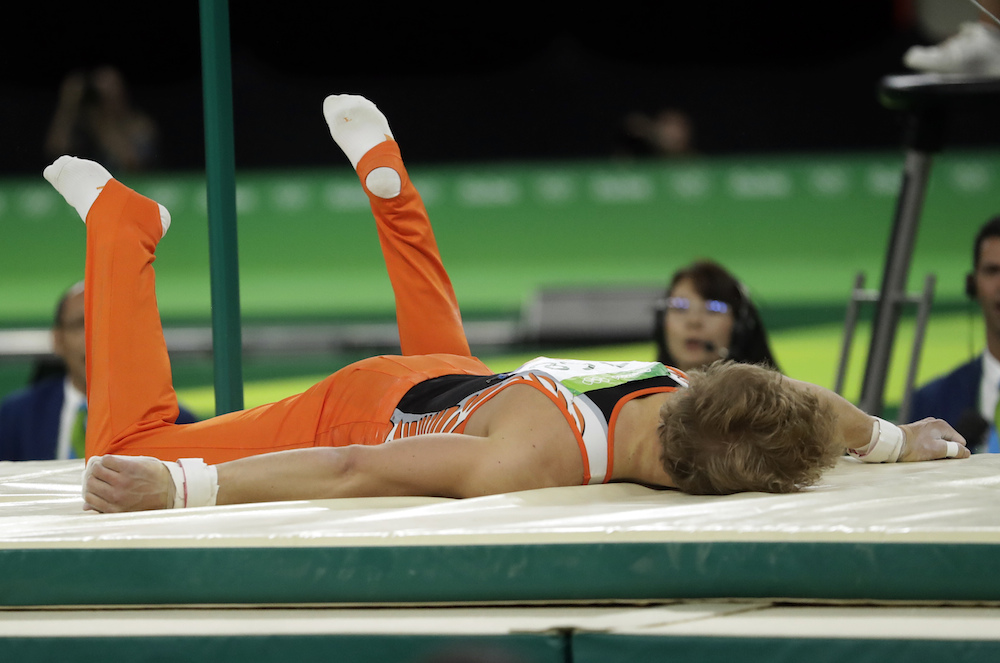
657,361,839,494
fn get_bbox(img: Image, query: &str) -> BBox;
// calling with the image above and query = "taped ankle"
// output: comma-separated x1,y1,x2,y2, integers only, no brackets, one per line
365,166,402,199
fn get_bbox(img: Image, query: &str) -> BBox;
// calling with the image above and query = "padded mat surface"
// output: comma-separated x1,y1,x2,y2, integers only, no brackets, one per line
2,456,998,548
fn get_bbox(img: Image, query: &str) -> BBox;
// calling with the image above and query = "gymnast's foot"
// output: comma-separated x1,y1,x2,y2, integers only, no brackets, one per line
43,155,172,237
323,94,401,199
43,156,112,223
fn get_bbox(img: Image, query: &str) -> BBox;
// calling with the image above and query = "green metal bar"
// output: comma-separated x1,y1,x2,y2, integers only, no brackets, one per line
198,0,244,413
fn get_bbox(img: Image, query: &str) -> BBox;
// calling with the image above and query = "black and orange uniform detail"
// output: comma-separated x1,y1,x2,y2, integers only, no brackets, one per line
387,357,687,484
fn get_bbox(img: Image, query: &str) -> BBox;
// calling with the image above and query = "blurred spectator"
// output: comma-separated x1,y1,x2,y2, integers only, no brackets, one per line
653,260,780,373
0,282,198,461
909,215,1000,453
617,107,696,158
44,65,160,172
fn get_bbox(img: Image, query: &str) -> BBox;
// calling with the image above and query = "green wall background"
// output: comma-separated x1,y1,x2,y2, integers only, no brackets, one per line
1,149,997,415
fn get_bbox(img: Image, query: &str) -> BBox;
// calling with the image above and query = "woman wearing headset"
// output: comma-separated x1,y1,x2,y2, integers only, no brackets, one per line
654,260,780,373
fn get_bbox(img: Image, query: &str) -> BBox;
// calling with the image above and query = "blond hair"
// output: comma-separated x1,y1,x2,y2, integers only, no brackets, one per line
659,361,838,494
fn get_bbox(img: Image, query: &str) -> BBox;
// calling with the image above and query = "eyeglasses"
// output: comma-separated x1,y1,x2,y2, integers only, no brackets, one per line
662,297,730,315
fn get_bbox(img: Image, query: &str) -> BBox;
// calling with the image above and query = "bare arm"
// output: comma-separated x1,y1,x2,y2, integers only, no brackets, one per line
83,423,581,513
215,430,575,505
786,377,970,461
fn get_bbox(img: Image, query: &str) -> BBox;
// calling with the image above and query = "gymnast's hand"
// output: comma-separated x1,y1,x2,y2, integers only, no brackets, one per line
82,455,174,513
898,418,970,462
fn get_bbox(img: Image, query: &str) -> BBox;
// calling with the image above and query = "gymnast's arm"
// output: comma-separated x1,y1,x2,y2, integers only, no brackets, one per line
215,431,575,504
785,377,971,461
82,427,579,513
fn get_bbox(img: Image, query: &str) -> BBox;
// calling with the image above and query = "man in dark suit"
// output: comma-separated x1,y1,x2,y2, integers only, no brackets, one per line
910,215,1000,454
0,282,198,460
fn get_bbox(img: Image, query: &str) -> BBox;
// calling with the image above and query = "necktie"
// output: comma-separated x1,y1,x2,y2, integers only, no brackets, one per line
70,403,87,459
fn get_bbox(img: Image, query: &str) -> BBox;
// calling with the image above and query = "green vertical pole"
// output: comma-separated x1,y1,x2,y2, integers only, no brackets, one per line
198,0,244,414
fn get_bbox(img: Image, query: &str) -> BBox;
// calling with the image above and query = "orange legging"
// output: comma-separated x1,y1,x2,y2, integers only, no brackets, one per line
83,140,492,463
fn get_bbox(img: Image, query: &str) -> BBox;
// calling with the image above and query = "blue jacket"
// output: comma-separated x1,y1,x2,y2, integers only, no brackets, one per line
0,376,199,461
909,356,989,453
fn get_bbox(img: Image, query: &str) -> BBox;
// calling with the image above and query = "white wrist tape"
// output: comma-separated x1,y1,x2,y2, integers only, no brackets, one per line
164,458,219,508
848,417,905,463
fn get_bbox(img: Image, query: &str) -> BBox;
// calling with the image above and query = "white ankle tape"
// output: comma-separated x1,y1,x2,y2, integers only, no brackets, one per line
364,167,402,199
158,203,172,237
848,417,905,463
164,458,219,508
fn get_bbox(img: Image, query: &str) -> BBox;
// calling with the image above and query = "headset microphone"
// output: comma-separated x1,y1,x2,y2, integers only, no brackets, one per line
703,341,729,359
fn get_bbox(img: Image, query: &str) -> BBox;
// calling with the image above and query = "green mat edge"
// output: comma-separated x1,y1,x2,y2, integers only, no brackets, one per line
2,541,996,607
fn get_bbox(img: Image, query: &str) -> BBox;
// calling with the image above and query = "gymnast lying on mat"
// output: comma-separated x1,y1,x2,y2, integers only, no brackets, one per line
42,94,969,513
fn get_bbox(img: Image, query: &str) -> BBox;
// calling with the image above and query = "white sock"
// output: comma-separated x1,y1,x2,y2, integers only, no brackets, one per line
43,155,171,237
323,94,394,167
43,156,112,223
323,94,402,199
